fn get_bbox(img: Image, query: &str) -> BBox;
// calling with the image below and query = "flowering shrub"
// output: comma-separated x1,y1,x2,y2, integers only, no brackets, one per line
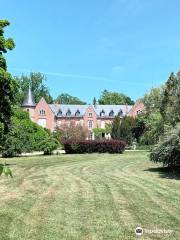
63,139,126,154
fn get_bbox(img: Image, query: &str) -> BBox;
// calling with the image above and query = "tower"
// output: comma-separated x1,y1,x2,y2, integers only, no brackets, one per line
22,84,36,121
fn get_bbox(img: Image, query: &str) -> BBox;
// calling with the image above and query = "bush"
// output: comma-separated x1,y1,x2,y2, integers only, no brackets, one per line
2,108,58,157
63,139,126,154
38,138,59,155
2,136,23,157
150,125,180,168
56,121,88,143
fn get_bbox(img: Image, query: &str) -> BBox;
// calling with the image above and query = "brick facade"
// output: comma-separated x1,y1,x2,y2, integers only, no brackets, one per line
22,89,144,139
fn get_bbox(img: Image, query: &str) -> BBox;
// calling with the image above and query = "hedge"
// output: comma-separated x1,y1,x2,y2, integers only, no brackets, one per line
63,139,126,154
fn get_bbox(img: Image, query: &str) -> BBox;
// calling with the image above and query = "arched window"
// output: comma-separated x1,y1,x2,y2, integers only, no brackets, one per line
57,109,62,116
109,110,114,117
118,109,123,117
75,109,80,116
66,109,71,116
100,110,105,117
39,109,46,115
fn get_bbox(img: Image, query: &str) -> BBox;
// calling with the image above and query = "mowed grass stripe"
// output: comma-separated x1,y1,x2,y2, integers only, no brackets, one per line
0,152,179,240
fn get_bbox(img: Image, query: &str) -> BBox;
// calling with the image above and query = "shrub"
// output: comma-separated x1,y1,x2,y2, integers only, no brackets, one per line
2,108,58,157
38,138,59,155
150,124,180,168
56,121,88,143
2,135,23,157
63,139,126,154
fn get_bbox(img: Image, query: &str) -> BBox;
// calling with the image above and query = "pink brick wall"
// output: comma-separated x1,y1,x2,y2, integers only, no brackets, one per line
34,98,55,131
128,101,144,118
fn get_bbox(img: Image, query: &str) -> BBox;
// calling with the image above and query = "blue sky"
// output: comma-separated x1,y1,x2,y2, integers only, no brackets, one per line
1,0,180,103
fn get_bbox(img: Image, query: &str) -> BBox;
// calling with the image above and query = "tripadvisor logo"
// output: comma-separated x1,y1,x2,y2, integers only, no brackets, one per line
135,227,143,236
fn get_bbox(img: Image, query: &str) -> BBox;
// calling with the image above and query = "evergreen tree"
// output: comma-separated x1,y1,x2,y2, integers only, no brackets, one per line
93,97,97,105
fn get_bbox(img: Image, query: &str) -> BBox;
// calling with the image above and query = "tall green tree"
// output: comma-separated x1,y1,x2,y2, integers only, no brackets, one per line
0,20,17,132
15,72,53,105
111,116,136,144
160,72,180,126
55,93,86,104
98,90,134,105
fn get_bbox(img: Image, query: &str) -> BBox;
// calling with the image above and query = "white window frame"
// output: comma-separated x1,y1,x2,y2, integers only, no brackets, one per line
88,120,93,129
88,132,93,140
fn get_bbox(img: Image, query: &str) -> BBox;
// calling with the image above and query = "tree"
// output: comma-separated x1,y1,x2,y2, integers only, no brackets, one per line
150,124,180,168
98,90,134,105
0,20,18,133
160,72,180,126
111,116,136,144
55,93,86,104
143,86,164,114
2,107,58,157
57,122,88,142
0,19,17,177
93,97,97,105
15,72,53,105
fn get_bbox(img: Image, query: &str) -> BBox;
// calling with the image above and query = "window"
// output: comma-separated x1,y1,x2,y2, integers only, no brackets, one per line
88,112,93,117
88,120,93,129
118,109,123,117
66,109,71,116
75,110,80,116
38,119,46,128
100,110,105,117
39,109,46,115
109,110,114,117
88,132,93,140
57,109,62,116
101,121,105,128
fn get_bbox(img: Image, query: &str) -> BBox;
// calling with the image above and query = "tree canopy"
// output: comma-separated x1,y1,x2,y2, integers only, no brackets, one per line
15,72,53,105
0,20,17,132
98,90,134,105
55,93,86,105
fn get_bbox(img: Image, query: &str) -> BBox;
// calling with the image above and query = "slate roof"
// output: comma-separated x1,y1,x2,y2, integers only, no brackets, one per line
48,104,133,118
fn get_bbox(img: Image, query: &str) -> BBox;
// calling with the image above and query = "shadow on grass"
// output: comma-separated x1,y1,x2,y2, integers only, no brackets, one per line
144,167,180,180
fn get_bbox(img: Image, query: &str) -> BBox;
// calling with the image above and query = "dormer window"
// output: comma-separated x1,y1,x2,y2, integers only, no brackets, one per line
39,109,46,115
57,109,62,116
118,109,123,117
100,110,105,117
66,109,71,116
88,112,93,117
75,110,80,116
109,110,114,117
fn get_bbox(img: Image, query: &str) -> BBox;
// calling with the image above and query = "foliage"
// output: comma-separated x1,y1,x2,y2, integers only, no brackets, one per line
56,121,88,142
2,108,58,157
138,112,164,145
0,19,17,132
63,139,126,154
0,164,13,177
55,93,86,105
143,86,164,114
98,90,134,105
93,97,97,105
160,72,180,126
15,72,53,105
93,124,111,139
38,138,59,155
111,116,136,144
150,124,180,168
0,121,4,147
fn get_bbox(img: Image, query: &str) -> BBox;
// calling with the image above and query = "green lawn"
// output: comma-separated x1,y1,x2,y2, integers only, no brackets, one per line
0,152,179,240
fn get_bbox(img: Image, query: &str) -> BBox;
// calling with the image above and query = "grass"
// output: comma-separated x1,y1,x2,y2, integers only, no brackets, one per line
0,151,179,240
